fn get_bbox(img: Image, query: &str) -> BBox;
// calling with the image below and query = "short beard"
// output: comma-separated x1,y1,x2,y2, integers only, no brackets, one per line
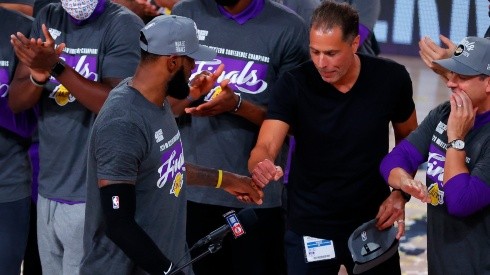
167,66,190,100
214,0,240,7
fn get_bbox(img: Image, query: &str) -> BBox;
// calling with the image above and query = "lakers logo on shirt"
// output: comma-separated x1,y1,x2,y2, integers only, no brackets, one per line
170,172,183,197
428,183,444,206
50,84,75,106
204,86,222,102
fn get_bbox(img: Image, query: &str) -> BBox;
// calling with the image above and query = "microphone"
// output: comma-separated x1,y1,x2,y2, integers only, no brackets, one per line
191,208,258,249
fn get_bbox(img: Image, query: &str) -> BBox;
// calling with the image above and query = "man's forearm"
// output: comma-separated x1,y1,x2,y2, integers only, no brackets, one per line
100,184,174,274
233,99,266,126
248,145,273,174
185,162,247,188
53,64,114,114
9,66,43,113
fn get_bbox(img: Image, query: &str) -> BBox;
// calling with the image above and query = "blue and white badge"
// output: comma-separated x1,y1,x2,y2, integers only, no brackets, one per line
224,211,245,238
303,236,335,262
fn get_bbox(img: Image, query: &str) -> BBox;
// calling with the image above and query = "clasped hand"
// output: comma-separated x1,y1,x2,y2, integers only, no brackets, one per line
11,24,65,79
250,159,284,189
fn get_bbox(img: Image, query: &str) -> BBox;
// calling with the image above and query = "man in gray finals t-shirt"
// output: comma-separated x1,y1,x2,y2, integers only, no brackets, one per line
171,0,309,274
81,81,191,274
9,1,143,273
0,4,36,274
80,15,262,275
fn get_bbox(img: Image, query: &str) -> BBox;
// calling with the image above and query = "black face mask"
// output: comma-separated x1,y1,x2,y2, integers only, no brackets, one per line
167,66,190,100
214,0,240,7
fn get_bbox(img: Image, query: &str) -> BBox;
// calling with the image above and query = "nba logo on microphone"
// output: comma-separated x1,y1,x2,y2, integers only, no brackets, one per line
112,196,120,209
224,211,245,238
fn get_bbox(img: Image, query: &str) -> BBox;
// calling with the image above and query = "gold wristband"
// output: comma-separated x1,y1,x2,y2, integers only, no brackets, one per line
216,169,223,188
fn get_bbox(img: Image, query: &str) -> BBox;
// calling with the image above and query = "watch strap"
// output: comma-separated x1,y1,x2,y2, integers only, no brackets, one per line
50,59,66,78
392,188,411,202
447,139,464,150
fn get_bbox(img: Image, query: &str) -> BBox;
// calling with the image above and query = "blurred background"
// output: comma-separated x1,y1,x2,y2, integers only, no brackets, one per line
376,0,489,56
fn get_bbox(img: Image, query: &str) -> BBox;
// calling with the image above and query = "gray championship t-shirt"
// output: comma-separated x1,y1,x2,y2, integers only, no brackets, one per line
173,0,309,208
274,0,321,24
81,81,191,274
406,102,490,274
0,8,35,203
32,2,143,201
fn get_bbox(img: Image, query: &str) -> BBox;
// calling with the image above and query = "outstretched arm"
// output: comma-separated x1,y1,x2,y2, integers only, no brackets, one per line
379,140,429,239
248,119,289,188
376,110,419,238
186,163,264,205
183,83,267,126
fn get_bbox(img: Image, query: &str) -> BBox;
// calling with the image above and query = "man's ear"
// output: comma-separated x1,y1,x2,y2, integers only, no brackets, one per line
351,35,360,53
485,76,490,94
167,55,179,71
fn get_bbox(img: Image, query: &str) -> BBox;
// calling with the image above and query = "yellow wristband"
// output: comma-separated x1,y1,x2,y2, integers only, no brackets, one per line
216,169,223,189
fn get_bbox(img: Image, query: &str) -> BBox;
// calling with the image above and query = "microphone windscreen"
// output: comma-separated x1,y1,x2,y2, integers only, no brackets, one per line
236,208,258,231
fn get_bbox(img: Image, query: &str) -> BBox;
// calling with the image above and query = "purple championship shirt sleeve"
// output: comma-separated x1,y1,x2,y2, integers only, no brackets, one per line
380,139,425,183
358,23,370,46
283,135,296,184
443,173,490,217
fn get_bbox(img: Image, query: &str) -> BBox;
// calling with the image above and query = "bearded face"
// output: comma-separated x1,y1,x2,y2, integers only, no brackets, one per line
166,66,190,100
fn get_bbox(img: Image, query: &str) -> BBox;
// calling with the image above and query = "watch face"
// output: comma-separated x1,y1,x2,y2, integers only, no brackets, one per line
51,60,66,78
451,139,465,150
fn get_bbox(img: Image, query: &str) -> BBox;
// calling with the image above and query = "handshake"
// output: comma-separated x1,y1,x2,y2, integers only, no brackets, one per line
239,159,284,205
219,159,283,206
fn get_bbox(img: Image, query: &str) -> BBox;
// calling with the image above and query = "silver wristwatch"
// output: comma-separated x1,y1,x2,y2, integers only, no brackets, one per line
447,139,465,150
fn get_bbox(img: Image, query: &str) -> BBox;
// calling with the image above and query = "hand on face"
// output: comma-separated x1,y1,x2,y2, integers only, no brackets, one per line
447,90,477,141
